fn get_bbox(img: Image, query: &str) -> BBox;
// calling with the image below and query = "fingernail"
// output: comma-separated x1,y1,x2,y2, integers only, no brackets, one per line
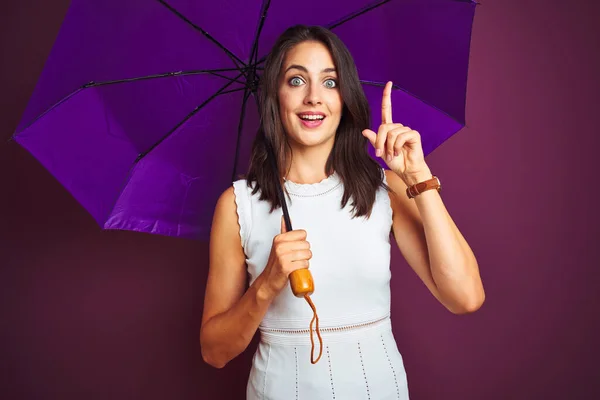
376,149,382,157
387,154,392,162
394,150,398,157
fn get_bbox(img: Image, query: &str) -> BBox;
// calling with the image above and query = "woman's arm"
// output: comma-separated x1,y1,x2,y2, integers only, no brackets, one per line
385,169,485,314
200,186,312,368
200,187,275,368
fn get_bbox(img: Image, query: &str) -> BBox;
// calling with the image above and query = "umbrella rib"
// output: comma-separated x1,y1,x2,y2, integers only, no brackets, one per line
231,88,253,182
253,0,390,66
156,0,247,71
135,72,244,162
361,80,465,125
82,68,247,88
10,88,84,137
326,0,391,30
249,0,271,68
221,87,247,95
207,72,248,86
11,68,246,139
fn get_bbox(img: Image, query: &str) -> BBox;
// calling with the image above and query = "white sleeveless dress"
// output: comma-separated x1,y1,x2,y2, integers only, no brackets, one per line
233,169,410,399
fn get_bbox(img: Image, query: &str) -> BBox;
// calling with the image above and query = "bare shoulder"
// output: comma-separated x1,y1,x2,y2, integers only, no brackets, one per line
202,185,247,326
213,186,237,224
210,185,245,256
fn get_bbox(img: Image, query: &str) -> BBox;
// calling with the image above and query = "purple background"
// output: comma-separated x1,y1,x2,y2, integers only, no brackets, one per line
1,0,599,399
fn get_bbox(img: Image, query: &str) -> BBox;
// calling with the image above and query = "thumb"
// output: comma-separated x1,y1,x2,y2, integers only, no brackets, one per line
362,129,377,146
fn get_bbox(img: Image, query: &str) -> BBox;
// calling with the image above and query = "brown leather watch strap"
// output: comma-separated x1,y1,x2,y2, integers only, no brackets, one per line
406,176,441,199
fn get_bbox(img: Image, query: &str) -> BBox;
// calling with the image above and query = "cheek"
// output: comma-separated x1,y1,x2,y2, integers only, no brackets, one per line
278,95,296,133
278,93,293,118
278,90,292,106
329,94,343,118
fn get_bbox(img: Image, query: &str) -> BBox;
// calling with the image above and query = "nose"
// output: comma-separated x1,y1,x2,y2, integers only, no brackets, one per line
303,82,322,106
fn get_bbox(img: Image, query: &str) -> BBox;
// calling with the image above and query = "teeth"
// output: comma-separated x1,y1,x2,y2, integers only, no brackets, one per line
299,115,324,121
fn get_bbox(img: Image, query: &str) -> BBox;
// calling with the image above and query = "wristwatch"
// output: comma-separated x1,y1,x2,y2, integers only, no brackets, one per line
406,176,441,199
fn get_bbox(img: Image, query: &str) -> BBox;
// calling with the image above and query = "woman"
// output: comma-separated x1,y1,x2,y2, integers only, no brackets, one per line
200,25,485,399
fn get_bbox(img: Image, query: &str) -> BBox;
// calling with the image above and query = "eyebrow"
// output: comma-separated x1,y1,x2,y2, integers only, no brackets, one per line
284,65,337,74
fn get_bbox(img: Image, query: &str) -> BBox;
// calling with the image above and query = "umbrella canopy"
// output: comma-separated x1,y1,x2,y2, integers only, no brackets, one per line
13,0,477,240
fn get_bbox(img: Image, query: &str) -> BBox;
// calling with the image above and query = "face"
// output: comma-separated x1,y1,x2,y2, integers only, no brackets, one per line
278,41,343,151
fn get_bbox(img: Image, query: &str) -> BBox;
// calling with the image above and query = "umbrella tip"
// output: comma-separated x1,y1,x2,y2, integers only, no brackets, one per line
7,132,17,143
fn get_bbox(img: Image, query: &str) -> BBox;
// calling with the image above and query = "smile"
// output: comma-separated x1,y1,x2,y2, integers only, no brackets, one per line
298,114,325,121
297,113,325,128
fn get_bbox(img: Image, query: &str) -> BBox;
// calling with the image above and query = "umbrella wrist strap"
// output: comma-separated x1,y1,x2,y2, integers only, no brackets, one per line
304,294,323,364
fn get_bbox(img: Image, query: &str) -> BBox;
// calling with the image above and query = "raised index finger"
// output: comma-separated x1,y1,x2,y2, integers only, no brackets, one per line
381,81,393,124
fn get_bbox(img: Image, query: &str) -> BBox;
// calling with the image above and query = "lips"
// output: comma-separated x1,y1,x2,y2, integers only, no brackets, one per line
298,118,324,128
296,111,326,129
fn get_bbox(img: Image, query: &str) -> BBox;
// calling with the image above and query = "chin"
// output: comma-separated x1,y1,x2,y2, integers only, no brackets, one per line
290,127,335,148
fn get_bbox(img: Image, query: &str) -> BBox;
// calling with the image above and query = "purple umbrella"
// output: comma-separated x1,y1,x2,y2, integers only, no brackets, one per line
12,0,477,240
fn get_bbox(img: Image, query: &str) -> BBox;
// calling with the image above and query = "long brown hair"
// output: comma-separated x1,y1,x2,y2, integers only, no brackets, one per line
245,25,387,218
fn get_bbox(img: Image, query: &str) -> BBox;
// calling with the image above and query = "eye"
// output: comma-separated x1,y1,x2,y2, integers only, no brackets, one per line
324,79,337,89
289,77,304,86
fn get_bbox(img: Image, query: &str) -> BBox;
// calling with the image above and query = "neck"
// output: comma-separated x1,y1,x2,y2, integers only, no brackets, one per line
284,142,333,184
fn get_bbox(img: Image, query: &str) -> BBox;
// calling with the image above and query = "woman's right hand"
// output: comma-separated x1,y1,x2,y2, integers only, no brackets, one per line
261,216,312,297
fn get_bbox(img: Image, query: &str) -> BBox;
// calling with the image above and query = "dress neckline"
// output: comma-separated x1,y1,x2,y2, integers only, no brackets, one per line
283,172,342,196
